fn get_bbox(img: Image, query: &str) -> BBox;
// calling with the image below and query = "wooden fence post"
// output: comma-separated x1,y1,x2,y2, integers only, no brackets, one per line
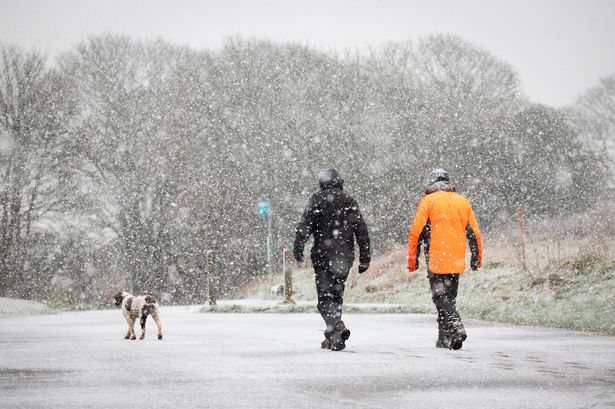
516,207,528,272
282,249,294,304
207,250,217,306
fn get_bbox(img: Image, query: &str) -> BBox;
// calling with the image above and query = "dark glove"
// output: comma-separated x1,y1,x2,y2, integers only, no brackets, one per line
471,257,480,271
294,252,304,263
358,262,370,274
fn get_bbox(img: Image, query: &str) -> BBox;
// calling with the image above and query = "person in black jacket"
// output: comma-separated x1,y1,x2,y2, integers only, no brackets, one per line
294,168,370,351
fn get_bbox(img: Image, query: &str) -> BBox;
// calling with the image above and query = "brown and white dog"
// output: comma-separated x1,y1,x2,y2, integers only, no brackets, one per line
114,291,163,340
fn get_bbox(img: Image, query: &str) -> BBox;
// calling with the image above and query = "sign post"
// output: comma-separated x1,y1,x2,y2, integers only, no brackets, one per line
257,200,273,277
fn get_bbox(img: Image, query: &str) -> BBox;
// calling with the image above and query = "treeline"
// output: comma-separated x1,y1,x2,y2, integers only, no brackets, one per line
0,34,611,304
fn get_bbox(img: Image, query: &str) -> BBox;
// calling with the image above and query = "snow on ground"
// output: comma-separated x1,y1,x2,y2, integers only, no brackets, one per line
0,297,54,318
1,306,614,409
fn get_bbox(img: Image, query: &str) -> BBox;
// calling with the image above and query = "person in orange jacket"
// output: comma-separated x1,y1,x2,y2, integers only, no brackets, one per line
407,169,482,350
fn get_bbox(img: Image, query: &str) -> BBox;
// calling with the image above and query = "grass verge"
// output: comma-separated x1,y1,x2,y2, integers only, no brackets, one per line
217,244,615,334
0,297,55,319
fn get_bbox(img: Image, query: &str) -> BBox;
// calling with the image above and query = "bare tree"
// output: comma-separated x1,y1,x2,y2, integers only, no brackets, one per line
59,35,207,295
569,73,615,182
0,45,76,297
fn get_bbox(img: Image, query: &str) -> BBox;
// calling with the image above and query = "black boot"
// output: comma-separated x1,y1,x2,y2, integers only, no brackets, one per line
321,332,333,349
330,321,351,351
435,313,451,349
448,319,467,350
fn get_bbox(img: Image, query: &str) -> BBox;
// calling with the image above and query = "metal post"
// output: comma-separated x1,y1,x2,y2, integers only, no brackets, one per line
267,202,273,277
257,200,274,278
207,250,217,306
282,249,294,304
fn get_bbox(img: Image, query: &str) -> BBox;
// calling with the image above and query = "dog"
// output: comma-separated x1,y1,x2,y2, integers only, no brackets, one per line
114,291,163,340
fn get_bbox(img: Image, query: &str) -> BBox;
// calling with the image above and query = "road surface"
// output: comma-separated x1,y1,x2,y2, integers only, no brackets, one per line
1,306,614,408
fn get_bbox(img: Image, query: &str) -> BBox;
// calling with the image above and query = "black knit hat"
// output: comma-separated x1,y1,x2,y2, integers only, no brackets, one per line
429,168,450,184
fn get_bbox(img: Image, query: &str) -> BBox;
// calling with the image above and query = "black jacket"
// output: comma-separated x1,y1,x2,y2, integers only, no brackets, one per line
293,186,370,269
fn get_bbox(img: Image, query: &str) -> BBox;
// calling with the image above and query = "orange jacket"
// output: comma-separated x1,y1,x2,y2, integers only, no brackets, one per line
407,191,482,274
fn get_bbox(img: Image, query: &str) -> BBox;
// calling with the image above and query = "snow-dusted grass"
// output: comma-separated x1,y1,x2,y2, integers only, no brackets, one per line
230,244,615,333
199,299,418,314
459,267,615,334
0,297,55,318
209,203,615,333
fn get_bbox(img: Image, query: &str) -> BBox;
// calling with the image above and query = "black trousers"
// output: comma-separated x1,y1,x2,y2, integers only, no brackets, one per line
428,271,462,331
314,265,350,334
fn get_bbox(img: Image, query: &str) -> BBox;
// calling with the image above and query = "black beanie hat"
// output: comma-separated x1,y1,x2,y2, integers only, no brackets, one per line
429,168,450,184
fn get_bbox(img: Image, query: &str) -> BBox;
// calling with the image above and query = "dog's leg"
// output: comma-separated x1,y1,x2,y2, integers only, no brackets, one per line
128,316,137,340
124,316,132,339
152,308,163,340
139,314,147,340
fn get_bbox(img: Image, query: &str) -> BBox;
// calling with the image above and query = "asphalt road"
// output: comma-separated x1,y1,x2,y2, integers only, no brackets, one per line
1,306,614,408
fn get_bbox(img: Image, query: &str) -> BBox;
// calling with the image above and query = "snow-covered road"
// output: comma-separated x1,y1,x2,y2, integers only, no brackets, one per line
1,306,614,408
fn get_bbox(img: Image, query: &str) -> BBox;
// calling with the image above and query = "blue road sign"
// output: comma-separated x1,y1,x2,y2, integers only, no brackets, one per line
257,201,270,218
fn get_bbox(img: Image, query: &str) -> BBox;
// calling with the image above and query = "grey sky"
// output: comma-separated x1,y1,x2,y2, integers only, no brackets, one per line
1,0,614,107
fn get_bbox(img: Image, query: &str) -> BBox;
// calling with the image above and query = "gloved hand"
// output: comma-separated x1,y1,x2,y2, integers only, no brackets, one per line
407,259,418,273
358,262,370,274
471,257,480,271
294,252,304,263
